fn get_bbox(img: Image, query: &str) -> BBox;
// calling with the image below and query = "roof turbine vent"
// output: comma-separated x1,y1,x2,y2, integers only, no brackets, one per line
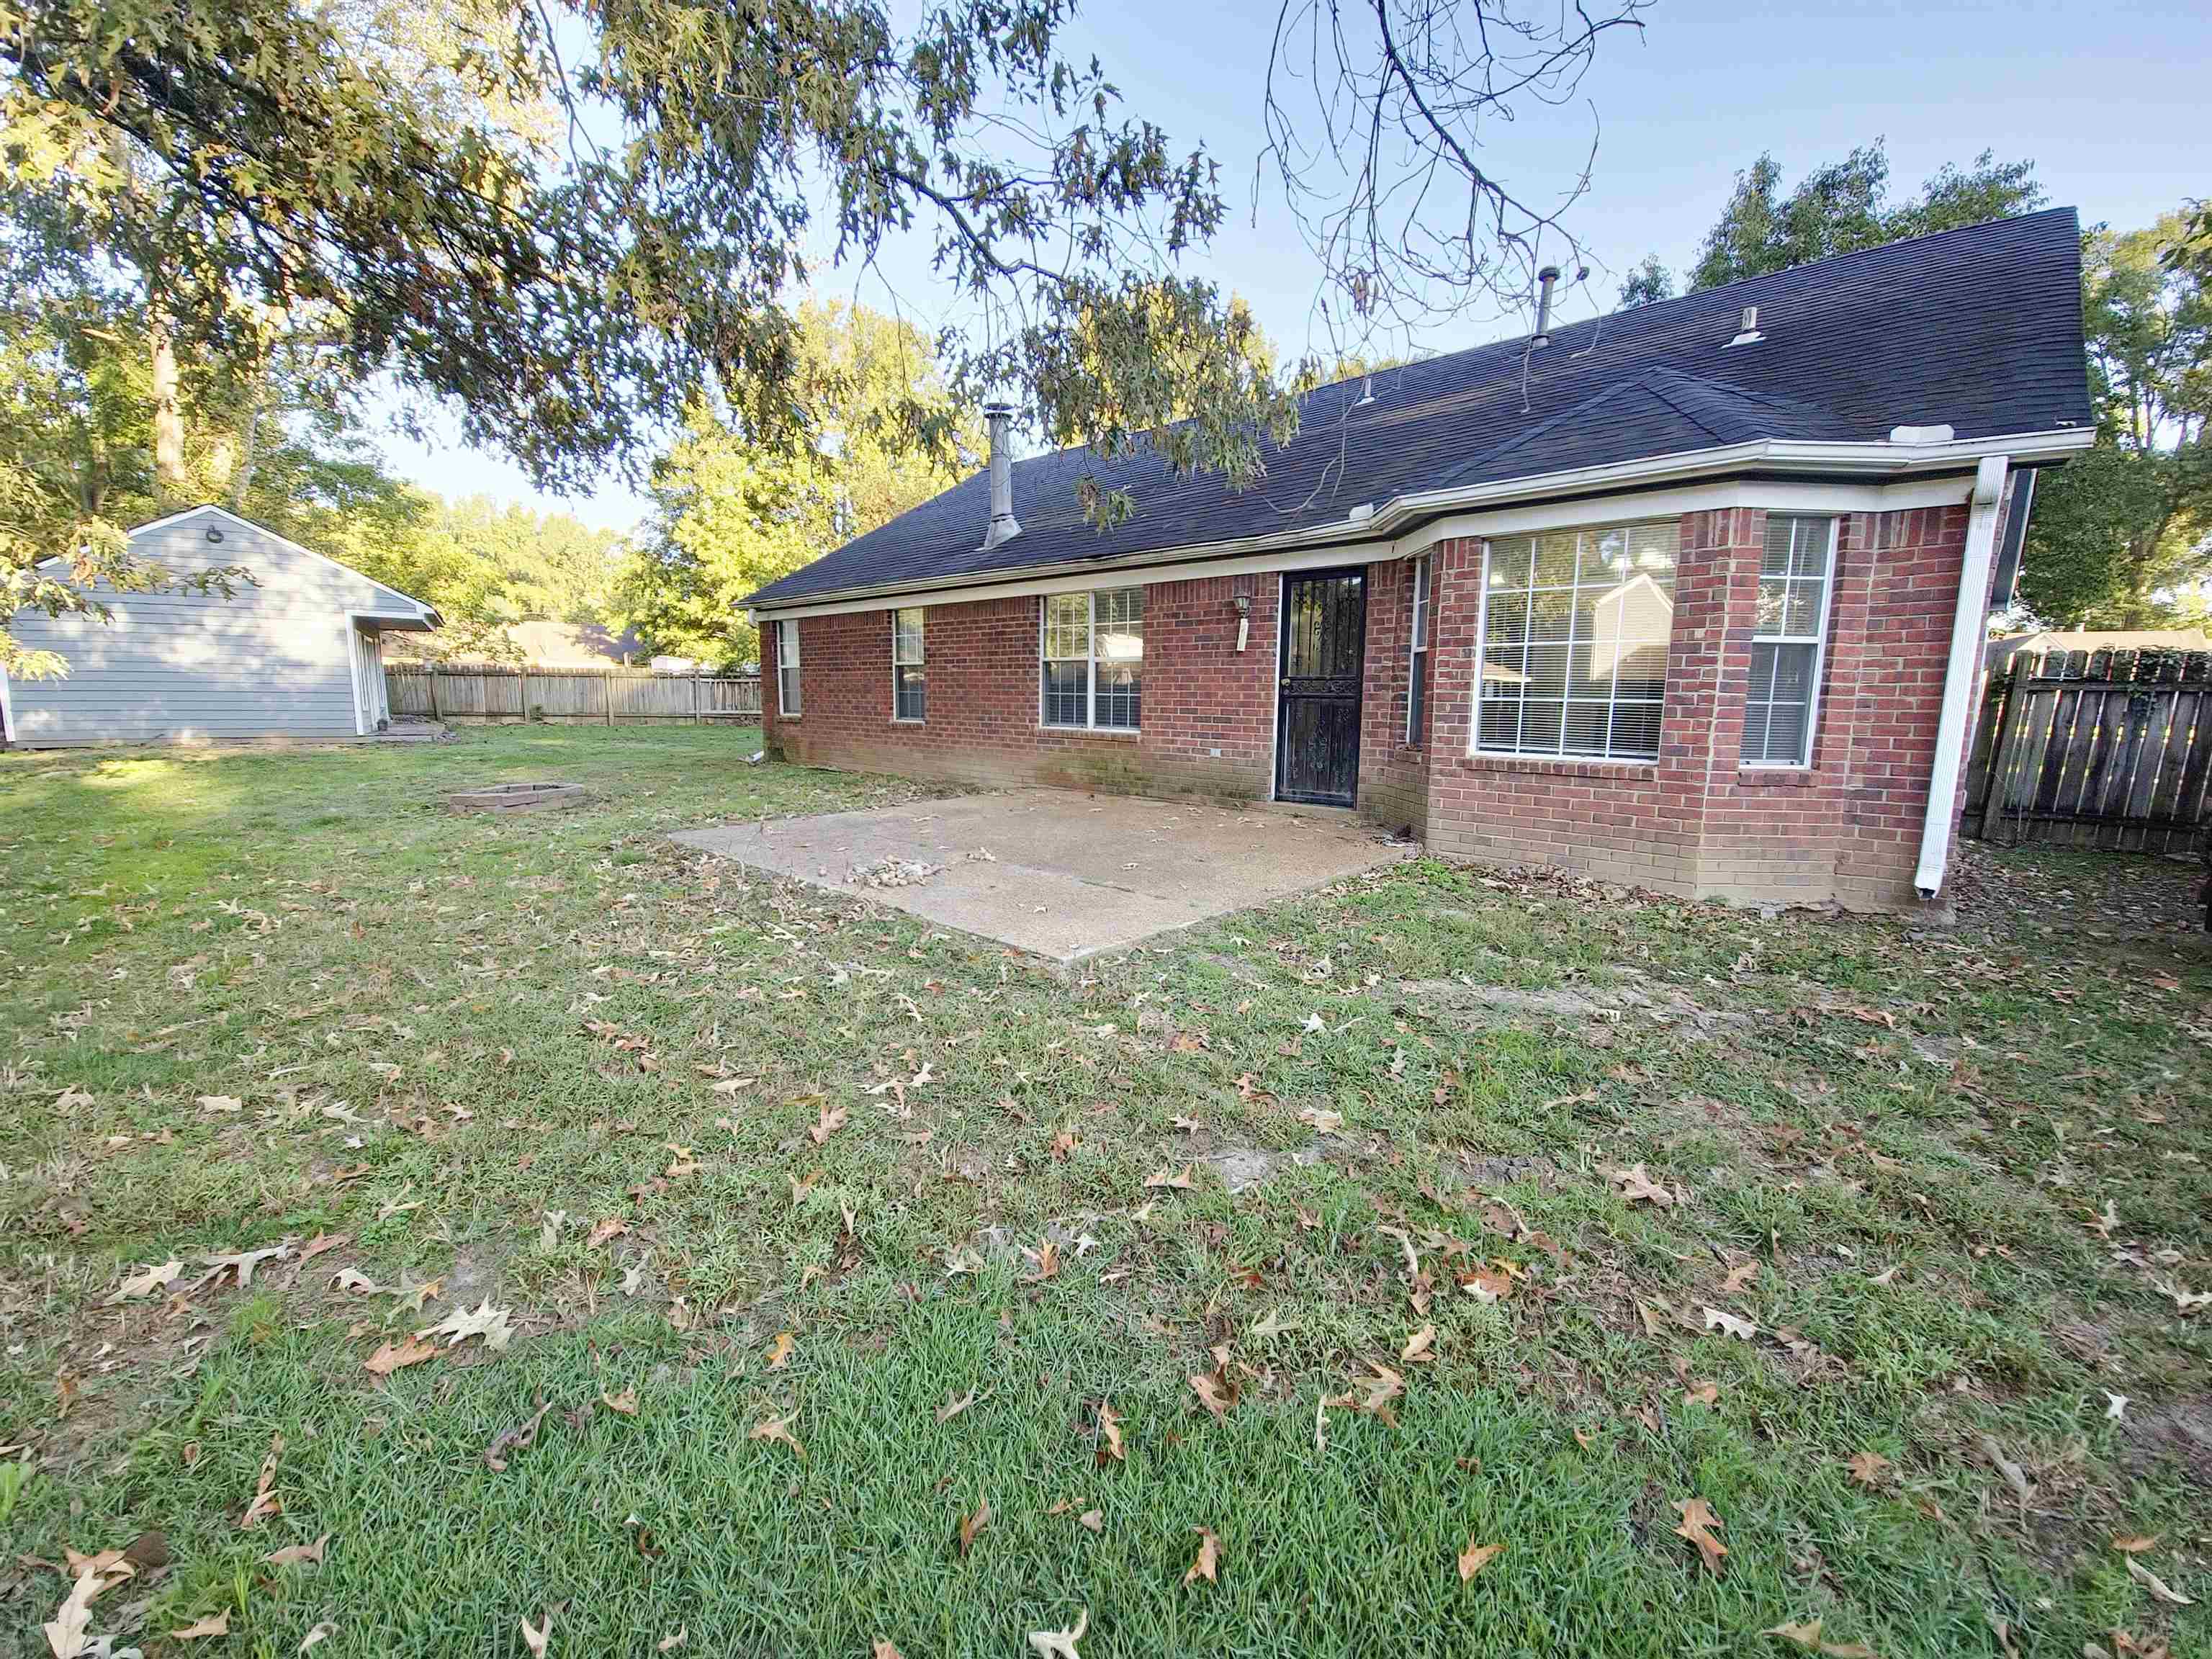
1726,305,1763,349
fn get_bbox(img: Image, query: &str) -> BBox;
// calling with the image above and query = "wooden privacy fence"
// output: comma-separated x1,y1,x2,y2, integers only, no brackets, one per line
385,665,761,725
1965,649,2212,852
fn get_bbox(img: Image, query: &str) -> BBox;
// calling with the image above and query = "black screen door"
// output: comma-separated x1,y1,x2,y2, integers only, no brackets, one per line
1275,570,1367,806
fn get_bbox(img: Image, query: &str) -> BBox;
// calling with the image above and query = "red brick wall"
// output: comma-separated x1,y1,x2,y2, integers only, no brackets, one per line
1421,503,1978,910
1357,556,1431,833
763,575,1281,801
763,496,1980,913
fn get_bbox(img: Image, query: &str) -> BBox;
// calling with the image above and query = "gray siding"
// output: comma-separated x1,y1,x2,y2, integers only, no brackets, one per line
2,508,427,747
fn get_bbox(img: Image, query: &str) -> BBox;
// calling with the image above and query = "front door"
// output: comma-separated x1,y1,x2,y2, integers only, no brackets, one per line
1275,569,1367,806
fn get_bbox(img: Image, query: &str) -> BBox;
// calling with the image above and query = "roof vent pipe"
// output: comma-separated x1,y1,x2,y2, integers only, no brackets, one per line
1532,266,1560,346
980,402,1021,552
1726,305,1764,348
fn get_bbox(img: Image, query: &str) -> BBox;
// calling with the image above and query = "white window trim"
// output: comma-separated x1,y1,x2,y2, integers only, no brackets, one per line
1468,524,1678,765
777,618,801,720
1405,553,1431,746
891,606,925,723
1741,516,1840,770
1038,588,1142,733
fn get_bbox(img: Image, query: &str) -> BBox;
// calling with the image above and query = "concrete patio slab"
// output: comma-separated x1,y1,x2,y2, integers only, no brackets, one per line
672,788,1408,964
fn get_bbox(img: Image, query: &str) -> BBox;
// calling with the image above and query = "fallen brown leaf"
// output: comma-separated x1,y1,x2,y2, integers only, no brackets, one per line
264,1534,331,1568
1184,1525,1220,1586
1143,1164,1196,1191
1611,1164,1674,1207
1094,1401,1126,1465
935,1387,978,1424
1763,1617,1878,1657
765,1331,796,1371
600,1390,639,1416
750,1414,803,1458
808,1103,848,1145
238,1431,283,1528
364,1336,437,1377
1671,1496,1727,1575
1845,1449,1892,1489
520,1610,551,1658
1457,1539,1503,1582
171,1609,231,1640
2126,1556,2195,1606
1026,1608,1087,1659
958,1497,992,1557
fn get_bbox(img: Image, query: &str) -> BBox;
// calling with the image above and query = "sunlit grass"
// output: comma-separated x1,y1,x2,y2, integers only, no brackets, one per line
1,727,2206,1657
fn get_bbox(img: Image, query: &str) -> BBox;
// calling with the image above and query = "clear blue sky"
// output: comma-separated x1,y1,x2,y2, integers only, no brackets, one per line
378,0,2212,533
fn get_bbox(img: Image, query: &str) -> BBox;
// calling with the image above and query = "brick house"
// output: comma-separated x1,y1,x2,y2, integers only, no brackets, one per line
747,212,2091,911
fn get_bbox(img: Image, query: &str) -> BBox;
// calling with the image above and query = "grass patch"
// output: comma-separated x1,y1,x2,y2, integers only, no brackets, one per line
2,726,2208,1657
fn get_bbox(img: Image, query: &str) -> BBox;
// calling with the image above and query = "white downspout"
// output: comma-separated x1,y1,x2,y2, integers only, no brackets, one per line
1914,453,2009,899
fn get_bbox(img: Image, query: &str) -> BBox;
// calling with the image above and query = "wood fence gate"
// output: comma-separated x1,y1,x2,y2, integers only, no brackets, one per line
1964,649,2212,852
385,666,762,725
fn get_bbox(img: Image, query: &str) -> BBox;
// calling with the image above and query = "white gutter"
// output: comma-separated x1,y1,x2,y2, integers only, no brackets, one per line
1915,453,2010,900
746,426,2092,617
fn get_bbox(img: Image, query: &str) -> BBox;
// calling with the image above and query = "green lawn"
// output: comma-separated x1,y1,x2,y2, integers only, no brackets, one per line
1,727,2206,1658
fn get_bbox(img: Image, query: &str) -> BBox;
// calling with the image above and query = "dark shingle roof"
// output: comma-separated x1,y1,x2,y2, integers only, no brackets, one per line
750,209,2089,608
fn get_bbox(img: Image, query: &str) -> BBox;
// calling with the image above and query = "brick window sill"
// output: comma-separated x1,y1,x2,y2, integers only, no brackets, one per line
1456,752,1656,779
1037,725,1140,740
1734,766,1817,788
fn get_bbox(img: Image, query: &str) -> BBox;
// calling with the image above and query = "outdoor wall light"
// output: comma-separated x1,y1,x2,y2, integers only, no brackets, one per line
1233,593,1251,652
206,527,224,544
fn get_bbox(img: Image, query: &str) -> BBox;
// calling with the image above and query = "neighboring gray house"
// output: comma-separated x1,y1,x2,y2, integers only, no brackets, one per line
0,505,440,747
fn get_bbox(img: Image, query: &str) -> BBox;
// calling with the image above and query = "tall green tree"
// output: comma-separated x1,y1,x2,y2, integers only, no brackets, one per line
2018,215,2211,627
612,302,979,667
1683,143,2044,289
1614,141,2044,309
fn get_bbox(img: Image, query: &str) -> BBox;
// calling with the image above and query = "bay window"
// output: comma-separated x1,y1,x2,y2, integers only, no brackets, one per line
1475,520,1678,761
1742,516,1837,767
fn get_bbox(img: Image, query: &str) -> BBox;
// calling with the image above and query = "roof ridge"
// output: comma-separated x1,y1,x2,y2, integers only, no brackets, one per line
1631,369,1745,444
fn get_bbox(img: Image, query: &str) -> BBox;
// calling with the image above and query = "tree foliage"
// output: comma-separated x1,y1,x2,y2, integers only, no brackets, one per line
1683,142,2045,291
2018,215,2211,627
1616,253,1672,307
611,302,976,668
6,0,1634,499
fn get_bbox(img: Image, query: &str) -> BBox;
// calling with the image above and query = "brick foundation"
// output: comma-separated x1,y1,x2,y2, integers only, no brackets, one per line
762,499,1984,913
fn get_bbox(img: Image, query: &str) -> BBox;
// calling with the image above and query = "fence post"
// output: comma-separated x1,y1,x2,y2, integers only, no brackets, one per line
426,668,440,721
518,666,530,723
603,671,614,727
693,671,701,725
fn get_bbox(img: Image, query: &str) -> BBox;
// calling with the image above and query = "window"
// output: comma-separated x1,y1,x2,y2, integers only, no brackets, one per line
775,619,801,719
1406,554,1433,745
1743,515,1837,767
892,607,926,721
1475,521,1678,761
1040,588,1143,730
